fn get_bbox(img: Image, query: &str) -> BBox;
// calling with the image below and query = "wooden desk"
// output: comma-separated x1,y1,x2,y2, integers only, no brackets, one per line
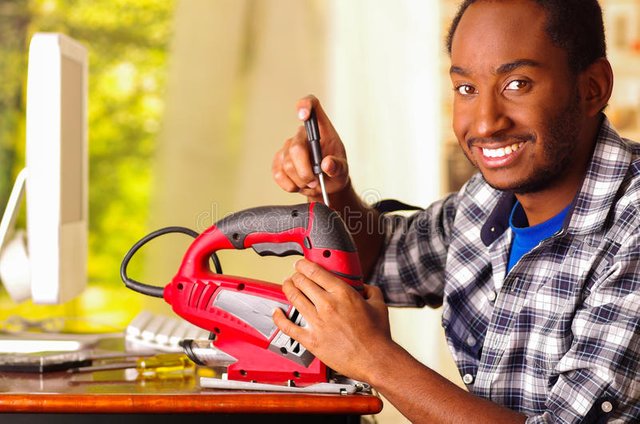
0,369,383,423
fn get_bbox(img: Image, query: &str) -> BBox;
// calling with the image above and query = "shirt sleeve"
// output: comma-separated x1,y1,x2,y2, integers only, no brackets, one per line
368,191,460,308
526,232,640,424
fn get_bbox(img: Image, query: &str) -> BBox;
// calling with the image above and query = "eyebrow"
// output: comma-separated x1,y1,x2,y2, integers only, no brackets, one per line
449,59,543,76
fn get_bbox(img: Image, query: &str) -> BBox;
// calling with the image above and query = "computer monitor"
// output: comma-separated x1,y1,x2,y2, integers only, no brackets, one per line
0,33,88,304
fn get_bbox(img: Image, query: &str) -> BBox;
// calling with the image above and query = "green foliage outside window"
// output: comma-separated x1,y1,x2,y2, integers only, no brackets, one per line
0,0,175,298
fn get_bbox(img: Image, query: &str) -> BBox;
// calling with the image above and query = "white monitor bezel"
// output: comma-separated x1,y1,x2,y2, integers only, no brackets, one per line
25,33,88,304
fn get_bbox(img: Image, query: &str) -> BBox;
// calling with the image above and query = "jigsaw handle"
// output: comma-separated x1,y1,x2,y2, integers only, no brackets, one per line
178,202,363,288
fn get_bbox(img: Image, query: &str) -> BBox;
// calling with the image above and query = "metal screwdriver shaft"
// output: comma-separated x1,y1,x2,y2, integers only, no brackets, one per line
304,108,330,207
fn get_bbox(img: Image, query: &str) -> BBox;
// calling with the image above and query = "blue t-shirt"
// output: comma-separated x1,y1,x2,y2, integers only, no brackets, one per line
507,201,570,272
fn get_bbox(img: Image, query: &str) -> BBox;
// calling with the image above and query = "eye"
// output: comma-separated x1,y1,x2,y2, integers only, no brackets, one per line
505,80,529,91
455,84,476,96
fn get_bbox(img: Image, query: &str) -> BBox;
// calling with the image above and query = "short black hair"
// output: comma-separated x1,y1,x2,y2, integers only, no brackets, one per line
445,0,607,73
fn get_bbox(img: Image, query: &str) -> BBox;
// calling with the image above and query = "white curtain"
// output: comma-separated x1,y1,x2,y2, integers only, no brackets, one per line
327,0,442,205
326,2,462,422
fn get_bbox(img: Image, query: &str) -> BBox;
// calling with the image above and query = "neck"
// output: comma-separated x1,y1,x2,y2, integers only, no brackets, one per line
515,115,602,226
515,189,574,226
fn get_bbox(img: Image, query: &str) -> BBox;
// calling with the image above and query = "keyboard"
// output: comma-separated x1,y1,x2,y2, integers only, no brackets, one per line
125,311,209,353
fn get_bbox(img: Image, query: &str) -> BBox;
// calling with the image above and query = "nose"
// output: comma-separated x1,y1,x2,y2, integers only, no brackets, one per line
470,93,511,139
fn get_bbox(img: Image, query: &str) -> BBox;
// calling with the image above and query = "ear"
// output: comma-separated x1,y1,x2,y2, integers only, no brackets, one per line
579,58,614,117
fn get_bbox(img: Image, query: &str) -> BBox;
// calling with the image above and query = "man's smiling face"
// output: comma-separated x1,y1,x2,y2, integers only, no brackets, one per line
450,0,589,194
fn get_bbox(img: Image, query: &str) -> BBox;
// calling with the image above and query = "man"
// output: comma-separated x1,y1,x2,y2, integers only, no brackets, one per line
271,0,639,422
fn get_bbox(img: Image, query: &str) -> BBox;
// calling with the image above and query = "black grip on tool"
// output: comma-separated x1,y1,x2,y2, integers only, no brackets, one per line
215,203,356,254
304,109,323,176
309,202,356,252
216,205,309,249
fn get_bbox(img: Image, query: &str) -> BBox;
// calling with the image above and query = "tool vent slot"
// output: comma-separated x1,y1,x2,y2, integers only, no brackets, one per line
289,308,301,324
290,340,301,354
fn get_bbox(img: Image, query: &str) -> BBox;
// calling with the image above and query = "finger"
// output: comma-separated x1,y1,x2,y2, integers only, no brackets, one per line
289,127,317,188
273,171,298,193
272,308,307,342
295,259,346,294
282,278,318,321
272,146,299,193
281,128,317,190
291,271,328,306
362,284,385,302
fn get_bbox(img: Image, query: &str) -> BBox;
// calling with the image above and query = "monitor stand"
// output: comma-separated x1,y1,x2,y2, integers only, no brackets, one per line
0,168,31,302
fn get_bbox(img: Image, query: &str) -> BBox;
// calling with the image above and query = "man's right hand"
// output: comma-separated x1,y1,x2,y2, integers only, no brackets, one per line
272,95,350,201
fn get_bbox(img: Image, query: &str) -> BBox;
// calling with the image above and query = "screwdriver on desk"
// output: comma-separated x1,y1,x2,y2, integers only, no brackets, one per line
68,353,195,377
304,108,330,207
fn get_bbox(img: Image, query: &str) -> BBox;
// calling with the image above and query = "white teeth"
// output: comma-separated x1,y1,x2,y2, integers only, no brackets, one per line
482,142,524,158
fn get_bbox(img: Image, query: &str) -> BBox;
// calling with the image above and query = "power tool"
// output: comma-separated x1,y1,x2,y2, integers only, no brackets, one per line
121,202,363,387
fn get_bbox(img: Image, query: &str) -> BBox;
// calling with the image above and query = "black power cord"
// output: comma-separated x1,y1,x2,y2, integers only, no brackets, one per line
120,226,223,298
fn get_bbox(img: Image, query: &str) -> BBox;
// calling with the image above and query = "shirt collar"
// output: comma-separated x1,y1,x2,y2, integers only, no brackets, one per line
567,116,633,236
481,116,631,246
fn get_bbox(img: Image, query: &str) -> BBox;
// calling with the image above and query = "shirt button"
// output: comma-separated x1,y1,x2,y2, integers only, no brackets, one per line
492,337,503,349
462,374,474,385
487,291,497,302
601,401,613,413
466,336,477,347
511,277,520,292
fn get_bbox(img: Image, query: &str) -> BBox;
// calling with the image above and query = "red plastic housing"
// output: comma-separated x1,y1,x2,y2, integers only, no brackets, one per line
163,202,363,385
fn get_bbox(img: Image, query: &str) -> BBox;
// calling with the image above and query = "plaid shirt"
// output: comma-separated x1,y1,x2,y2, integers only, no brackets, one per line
370,117,639,423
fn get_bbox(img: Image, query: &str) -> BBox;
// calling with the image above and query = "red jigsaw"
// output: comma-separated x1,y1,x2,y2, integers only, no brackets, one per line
123,202,363,386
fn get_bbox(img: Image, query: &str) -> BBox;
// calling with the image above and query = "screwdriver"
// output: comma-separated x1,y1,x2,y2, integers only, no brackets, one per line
304,108,330,207
68,353,196,377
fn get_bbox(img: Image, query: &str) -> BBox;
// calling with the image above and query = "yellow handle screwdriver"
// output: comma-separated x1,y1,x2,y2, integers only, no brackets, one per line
69,353,196,377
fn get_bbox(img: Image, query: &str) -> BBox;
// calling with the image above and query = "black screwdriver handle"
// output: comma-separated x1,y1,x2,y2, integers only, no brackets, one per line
304,109,323,176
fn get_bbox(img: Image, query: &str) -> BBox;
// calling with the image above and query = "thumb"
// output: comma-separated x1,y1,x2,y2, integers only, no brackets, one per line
322,156,348,179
